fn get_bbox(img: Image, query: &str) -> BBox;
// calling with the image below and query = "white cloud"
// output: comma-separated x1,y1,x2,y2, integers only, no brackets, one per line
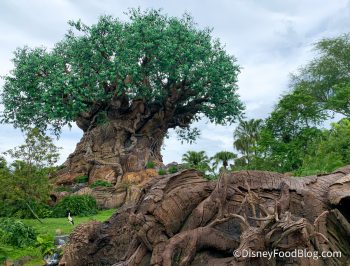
0,0,349,164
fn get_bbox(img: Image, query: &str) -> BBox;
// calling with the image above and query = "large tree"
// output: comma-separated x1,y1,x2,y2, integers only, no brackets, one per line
1,9,243,180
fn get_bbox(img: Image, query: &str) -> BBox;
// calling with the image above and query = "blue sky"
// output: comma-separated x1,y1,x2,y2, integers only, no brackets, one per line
0,0,349,165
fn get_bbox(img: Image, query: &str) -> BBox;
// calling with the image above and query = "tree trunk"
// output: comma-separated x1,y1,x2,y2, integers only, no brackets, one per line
60,167,350,266
60,114,166,184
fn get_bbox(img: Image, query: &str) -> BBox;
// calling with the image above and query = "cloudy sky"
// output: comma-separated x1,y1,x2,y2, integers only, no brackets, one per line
0,0,349,164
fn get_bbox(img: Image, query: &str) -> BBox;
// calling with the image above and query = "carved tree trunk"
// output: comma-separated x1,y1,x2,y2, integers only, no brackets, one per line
59,106,167,184
60,167,350,266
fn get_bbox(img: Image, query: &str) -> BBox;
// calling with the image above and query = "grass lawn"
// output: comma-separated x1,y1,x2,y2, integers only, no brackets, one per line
22,208,116,235
0,209,116,265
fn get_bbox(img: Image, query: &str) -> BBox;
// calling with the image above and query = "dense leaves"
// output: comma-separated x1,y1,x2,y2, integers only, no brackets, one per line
52,195,98,217
211,151,236,170
182,150,210,172
0,218,37,247
1,9,243,139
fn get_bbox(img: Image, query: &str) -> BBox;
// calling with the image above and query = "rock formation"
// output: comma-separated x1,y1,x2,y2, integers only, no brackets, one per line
59,167,350,266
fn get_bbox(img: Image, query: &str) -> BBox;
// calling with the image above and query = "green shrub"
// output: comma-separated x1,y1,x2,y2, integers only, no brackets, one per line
36,234,55,255
90,180,113,188
168,166,178,173
54,186,73,192
158,169,167,175
146,161,155,169
0,218,37,247
74,175,89,183
52,195,97,217
0,200,52,219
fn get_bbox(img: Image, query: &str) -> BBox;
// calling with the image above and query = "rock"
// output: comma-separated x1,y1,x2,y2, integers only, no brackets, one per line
55,172,84,185
91,187,119,209
73,187,93,196
50,191,70,203
114,184,128,208
4,260,14,266
13,256,31,266
54,235,69,246
44,252,60,266
124,185,143,205
165,161,178,168
89,165,117,185
70,182,88,193
122,169,158,184
60,168,350,266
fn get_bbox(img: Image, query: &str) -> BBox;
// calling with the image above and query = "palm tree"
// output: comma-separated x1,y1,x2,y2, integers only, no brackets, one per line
211,151,237,171
182,151,210,172
233,119,263,165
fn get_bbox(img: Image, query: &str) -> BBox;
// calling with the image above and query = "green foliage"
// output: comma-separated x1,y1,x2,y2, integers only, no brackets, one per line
0,130,59,220
52,195,97,217
145,161,155,169
290,34,350,118
168,166,178,174
54,186,73,193
0,160,52,219
295,119,350,175
0,201,52,219
211,151,236,171
4,128,61,168
182,151,210,172
89,180,113,188
158,169,167,175
0,218,37,247
74,175,89,183
35,234,55,255
233,119,263,167
1,9,243,141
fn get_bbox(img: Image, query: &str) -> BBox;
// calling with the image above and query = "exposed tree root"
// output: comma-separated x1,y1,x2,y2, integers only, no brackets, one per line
60,168,350,266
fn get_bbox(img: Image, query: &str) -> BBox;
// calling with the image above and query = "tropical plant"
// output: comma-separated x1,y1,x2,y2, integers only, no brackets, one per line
233,119,263,166
182,151,210,172
211,151,237,171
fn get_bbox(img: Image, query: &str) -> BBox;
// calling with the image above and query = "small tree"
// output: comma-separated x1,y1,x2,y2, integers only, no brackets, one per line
1,129,60,222
4,128,60,168
233,119,263,166
211,151,237,171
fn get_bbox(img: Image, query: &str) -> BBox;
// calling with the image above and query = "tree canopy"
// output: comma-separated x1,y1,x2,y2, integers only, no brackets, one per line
1,9,243,139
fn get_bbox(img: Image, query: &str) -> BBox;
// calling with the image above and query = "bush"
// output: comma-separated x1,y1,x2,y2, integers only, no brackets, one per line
0,200,52,219
146,161,155,169
74,175,89,183
36,234,56,255
90,180,113,188
52,195,97,217
158,169,167,175
168,166,178,173
54,186,73,193
0,218,37,247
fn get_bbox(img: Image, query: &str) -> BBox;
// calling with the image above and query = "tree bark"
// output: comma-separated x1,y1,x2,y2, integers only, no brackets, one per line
60,111,166,183
60,167,350,266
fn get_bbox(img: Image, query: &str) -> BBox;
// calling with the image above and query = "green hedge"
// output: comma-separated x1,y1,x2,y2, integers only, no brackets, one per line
52,195,97,217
